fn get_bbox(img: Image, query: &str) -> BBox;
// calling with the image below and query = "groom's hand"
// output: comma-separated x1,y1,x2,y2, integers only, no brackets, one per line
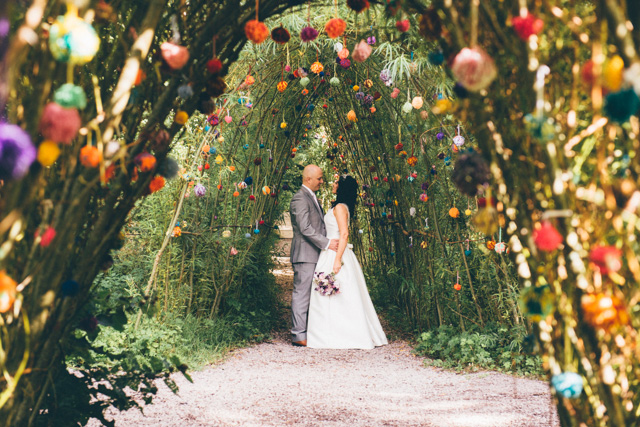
328,239,339,251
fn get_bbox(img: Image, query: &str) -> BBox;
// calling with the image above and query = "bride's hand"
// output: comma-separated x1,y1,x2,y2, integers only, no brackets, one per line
332,261,342,275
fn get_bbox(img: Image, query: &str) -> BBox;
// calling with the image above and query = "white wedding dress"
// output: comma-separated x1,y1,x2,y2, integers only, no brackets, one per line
307,205,388,349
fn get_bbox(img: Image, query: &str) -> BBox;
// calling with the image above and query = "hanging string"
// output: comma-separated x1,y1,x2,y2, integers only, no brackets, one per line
170,15,180,43
470,0,479,47
255,0,259,21
212,35,218,57
333,0,338,18
280,62,284,81
286,44,290,67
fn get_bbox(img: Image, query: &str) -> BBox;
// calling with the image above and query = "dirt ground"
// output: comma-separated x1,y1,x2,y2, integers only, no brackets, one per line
89,257,559,427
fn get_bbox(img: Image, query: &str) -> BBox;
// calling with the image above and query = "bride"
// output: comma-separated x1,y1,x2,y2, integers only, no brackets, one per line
307,175,388,349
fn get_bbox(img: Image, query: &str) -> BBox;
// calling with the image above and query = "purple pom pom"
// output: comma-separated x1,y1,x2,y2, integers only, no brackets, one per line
340,59,351,69
194,183,206,197
0,122,36,181
300,26,318,42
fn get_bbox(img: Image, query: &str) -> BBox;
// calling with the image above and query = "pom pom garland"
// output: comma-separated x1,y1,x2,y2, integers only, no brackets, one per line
451,47,498,92
325,18,346,39
245,20,270,44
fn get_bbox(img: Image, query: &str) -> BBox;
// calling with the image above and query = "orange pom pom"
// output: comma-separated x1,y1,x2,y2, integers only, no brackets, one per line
277,81,288,92
135,152,157,172
449,207,460,218
325,18,346,39
0,271,17,313
245,20,269,44
80,145,101,168
245,75,255,85
149,175,165,193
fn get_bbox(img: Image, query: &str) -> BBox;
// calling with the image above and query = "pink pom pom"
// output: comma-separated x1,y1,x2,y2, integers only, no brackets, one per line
396,19,410,32
352,40,372,63
161,42,190,70
39,103,81,144
224,115,232,124
285,65,291,72
300,26,318,42
391,88,401,99
589,246,622,274
533,222,563,252
450,46,497,92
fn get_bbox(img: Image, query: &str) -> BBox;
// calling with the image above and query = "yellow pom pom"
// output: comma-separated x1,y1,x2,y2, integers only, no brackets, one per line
604,55,624,91
281,122,287,129
215,154,223,164
353,85,360,91
175,111,189,125
38,140,61,166
347,110,357,122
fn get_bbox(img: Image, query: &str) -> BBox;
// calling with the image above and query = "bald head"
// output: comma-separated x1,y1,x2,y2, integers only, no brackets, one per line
302,164,324,192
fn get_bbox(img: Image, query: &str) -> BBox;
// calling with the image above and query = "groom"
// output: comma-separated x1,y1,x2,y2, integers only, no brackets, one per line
289,165,339,347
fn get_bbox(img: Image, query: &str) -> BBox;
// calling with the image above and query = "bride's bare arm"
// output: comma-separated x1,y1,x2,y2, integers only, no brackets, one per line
332,204,349,274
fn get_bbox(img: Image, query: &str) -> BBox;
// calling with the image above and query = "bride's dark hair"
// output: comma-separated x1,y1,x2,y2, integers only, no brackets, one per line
331,175,358,219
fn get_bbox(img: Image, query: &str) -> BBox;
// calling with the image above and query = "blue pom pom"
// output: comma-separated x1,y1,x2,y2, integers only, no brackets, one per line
254,228,260,234
259,143,265,148
464,249,472,256
604,89,640,123
243,144,249,150
428,50,444,65
244,233,252,238
551,372,583,399
61,280,80,297
209,147,217,154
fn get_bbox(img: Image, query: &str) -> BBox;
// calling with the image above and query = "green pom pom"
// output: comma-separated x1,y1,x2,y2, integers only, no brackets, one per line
54,84,87,109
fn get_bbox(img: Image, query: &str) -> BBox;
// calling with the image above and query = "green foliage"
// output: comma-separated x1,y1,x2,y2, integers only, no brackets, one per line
414,323,542,377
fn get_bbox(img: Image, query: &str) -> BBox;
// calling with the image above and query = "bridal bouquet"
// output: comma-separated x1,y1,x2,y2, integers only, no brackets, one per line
313,271,340,296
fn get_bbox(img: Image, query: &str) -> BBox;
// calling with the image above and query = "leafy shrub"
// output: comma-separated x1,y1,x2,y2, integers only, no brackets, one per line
413,323,543,377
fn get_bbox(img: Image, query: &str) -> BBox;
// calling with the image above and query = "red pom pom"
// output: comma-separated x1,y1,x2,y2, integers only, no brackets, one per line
396,19,410,33
245,20,269,44
39,103,81,144
271,26,291,44
36,226,56,248
207,58,222,74
533,221,563,252
325,18,347,39
589,246,622,274
149,176,166,193
346,0,370,13
581,60,595,87
511,13,544,40
249,194,256,201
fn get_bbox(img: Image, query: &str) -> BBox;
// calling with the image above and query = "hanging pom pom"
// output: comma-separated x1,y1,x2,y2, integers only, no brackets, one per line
245,20,269,44
347,110,357,122
262,185,271,195
300,77,310,87
49,14,100,64
346,0,370,13
310,61,324,74
396,19,410,33
174,110,189,125
325,18,346,39
451,150,490,196
449,207,460,218
149,175,166,193
53,84,87,109
411,96,423,109
402,101,413,113
36,226,56,248
79,145,102,168
207,58,222,74
194,183,206,197
338,48,350,60
0,271,17,313
603,89,640,124
277,81,288,92
160,42,190,70
135,152,157,172
420,110,429,120
340,59,351,69
367,36,376,45
300,26,319,42
603,55,624,91
158,157,180,179
391,88,401,99
451,47,497,92
511,13,544,40
380,69,392,83
352,40,372,63
589,246,622,274
334,42,344,53
178,84,193,99
533,222,563,252
550,373,583,399
37,140,61,167
39,103,81,144
0,123,36,180
271,25,291,44
330,77,340,86
581,292,628,331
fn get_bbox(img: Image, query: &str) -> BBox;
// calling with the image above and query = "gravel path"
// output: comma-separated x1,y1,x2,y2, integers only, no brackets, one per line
92,258,559,427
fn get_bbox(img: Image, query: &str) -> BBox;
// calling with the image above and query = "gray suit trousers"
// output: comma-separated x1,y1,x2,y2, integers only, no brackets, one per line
291,262,316,342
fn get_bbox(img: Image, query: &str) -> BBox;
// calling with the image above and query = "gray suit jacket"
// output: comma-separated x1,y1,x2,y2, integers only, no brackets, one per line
290,188,329,263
